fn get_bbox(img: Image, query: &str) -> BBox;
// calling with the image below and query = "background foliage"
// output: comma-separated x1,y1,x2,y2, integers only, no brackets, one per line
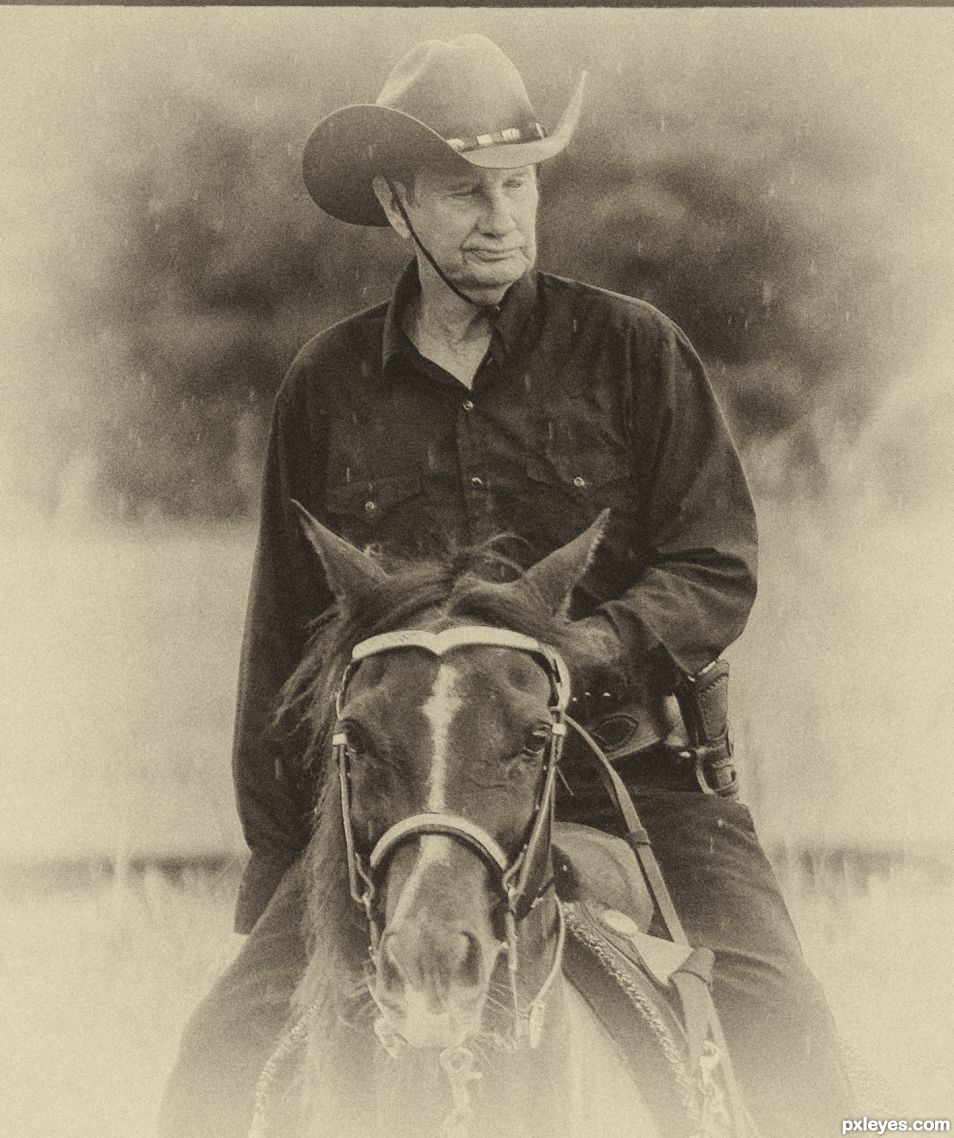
4,8,951,520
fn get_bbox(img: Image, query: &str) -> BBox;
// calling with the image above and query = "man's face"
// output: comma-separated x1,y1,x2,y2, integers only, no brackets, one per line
396,163,539,305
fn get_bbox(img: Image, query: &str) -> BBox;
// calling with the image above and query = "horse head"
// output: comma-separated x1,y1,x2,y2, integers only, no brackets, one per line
294,506,609,1053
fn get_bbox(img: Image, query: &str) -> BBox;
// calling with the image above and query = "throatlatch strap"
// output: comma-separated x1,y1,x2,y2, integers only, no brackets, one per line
564,714,689,946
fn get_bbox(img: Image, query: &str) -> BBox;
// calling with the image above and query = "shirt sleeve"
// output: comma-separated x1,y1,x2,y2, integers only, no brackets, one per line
231,379,331,932
596,315,758,677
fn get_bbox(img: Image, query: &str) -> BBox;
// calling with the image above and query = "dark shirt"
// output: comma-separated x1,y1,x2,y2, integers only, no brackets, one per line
232,263,757,932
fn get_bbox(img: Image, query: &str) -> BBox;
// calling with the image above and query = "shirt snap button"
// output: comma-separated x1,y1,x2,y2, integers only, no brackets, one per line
462,399,475,412
364,500,376,513
572,475,586,488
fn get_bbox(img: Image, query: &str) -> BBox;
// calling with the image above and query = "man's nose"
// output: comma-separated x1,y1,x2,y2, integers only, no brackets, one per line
477,189,516,235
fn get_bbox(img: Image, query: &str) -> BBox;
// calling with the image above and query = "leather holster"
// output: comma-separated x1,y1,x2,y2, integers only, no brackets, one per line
672,659,737,797
579,659,738,798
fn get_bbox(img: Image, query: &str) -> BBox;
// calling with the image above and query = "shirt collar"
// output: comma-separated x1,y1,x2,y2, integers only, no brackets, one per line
382,261,539,374
381,260,419,372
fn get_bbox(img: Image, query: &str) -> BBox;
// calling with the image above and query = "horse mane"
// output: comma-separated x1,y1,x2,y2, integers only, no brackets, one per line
278,538,624,1024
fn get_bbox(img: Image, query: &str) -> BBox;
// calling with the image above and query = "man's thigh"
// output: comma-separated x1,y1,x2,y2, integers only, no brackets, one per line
159,860,308,1138
558,753,817,982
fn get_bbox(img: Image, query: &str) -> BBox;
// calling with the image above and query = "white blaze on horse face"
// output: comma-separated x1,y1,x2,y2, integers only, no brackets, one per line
389,662,464,924
421,661,463,812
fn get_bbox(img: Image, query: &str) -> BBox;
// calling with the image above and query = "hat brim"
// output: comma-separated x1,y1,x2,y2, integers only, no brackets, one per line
303,73,585,227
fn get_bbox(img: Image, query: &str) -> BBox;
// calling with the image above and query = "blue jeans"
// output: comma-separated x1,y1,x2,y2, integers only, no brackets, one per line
161,767,854,1137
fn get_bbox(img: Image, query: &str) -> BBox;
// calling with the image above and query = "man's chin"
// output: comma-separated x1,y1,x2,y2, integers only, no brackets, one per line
460,282,513,306
456,261,532,303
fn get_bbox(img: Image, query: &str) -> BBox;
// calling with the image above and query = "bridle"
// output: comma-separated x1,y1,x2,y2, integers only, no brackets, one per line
331,624,572,1048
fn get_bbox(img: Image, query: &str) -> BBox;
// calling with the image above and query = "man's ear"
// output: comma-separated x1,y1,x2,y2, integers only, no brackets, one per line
372,176,411,241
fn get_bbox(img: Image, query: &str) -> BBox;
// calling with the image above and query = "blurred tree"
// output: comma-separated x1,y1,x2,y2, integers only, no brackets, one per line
41,10,937,520
537,28,917,499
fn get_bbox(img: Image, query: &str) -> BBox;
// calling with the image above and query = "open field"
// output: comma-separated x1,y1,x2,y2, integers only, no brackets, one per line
0,521,252,864
1,857,951,1138
0,865,241,1138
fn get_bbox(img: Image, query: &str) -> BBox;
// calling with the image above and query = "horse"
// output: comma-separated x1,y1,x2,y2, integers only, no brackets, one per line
248,508,753,1138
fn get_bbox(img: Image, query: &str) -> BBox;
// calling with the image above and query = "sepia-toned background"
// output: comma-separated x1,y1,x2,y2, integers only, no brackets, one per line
2,7,952,1135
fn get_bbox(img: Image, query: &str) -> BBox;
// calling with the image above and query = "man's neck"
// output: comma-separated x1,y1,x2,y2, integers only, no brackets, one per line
414,269,499,342
406,271,503,387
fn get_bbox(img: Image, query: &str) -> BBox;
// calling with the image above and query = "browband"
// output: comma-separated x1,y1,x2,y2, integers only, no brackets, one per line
353,625,548,661
349,626,571,713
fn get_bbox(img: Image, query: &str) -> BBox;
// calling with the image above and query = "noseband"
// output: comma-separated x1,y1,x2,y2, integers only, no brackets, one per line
331,625,572,1047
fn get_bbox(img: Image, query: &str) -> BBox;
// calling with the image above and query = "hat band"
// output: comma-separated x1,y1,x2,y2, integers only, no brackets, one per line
445,121,547,155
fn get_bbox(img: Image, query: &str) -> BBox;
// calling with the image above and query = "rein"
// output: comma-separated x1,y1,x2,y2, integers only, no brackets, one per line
331,625,572,1052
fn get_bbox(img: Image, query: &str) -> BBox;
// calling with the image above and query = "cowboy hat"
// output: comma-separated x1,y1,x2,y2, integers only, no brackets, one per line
302,34,585,226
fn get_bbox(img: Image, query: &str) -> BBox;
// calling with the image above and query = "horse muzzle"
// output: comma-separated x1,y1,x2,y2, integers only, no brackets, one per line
369,848,505,1049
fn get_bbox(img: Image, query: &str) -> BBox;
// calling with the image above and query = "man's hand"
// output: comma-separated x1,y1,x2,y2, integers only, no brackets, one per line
569,614,626,701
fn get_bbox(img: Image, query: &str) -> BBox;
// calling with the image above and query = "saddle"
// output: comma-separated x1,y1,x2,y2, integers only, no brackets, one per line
552,823,758,1138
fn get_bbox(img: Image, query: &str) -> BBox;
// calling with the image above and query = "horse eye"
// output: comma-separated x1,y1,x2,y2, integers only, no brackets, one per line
343,722,373,757
521,727,551,756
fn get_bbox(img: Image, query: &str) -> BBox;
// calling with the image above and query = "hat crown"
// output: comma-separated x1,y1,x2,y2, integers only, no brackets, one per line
375,35,540,145
302,35,585,226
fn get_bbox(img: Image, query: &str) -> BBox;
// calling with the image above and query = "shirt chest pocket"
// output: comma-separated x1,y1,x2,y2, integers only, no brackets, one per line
527,450,631,491
325,474,423,550
526,455,635,521
527,398,632,506
530,392,630,488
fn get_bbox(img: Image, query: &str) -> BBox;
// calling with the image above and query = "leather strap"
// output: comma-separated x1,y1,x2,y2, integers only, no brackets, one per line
575,691,680,760
564,714,689,945
369,812,510,874
670,956,716,1072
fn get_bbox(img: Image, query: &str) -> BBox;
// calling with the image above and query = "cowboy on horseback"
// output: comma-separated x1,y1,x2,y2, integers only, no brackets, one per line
161,33,854,1137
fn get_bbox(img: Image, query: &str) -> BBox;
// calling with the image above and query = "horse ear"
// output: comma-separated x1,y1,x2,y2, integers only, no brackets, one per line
292,499,388,608
517,509,610,614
